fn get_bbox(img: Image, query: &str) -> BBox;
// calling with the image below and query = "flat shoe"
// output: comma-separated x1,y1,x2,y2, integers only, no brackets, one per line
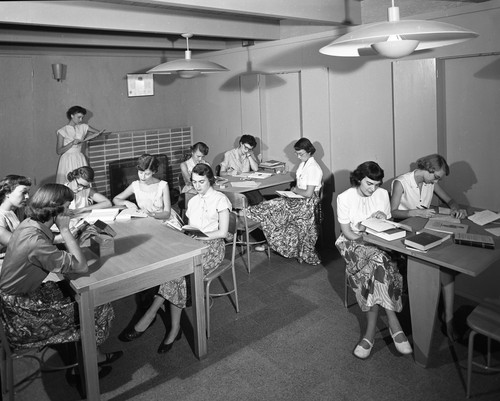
98,350,124,366
390,329,413,355
255,245,266,252
353,338,374,359
157,330,182,354
66,365,112,387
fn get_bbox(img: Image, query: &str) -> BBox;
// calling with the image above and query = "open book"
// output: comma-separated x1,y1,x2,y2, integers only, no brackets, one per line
84,208,120,223
115,208,148,221
424,219,468,235
276,190,304,199
163,220,207,237
247,172,273,179
361,218,412,233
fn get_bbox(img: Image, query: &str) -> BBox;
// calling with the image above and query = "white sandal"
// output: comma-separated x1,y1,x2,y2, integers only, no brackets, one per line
390,329,413,355
353,338,374,359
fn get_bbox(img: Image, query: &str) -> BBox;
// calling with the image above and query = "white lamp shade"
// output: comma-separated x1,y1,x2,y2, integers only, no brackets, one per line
320,19,478,58
147,58,228,75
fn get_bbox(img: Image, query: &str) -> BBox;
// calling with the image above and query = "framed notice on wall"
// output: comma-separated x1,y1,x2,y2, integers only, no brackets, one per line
127,74,154,97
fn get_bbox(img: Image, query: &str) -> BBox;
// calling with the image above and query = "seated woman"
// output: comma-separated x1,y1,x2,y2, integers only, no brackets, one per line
65,166,111,213
0,184,120,372
0,175,31,262
245,138,322,265
180,141,210,194
113,153,180,224
390,153,466,341
336,161,412,359
119,164,231,354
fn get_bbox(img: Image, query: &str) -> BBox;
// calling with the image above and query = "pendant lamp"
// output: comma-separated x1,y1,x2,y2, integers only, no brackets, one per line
147,33,229,78
320,0,478,59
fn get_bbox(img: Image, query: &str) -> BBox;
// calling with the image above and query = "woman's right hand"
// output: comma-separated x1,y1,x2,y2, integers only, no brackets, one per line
55,213,71,232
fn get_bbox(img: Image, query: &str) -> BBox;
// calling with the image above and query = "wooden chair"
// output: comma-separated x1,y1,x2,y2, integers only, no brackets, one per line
223,192,270,274
466,304,500,398
204,211,239,338
0,312,79,401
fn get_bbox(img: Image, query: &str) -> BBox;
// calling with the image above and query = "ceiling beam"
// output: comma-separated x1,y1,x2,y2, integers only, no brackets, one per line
0,1,281,41
93,0,359,24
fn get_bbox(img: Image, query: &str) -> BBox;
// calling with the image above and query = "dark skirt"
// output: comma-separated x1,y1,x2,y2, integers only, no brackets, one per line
0,281,114,350
246,195,321,265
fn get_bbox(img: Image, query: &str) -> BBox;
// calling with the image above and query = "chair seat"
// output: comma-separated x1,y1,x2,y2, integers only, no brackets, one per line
235,216,261,233
204,262,233,282
467,305,500,342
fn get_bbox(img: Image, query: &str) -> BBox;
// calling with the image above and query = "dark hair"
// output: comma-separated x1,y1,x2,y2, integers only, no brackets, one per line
294,138,316,155
26,184,74,223
191,142,209,156
350,161,385,187
416,154,450,176
66,166,95,183
240,134,257,149
191,163,216,186
137,154,159,173
66,105,87,120
0,175,32,205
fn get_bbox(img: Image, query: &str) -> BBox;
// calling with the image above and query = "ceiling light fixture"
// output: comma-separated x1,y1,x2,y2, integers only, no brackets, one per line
320,0,478,59
147,33,229,78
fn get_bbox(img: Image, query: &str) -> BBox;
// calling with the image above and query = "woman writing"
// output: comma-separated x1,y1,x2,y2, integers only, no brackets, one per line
65,166,111,214
0,184,120,372
0,175,31,261
56,105,106,184
390,154,465,341
336,161,412,359
120,164,231,354
245,138,322,264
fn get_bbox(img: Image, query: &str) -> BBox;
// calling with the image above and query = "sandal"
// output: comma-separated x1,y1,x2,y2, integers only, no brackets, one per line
390,329,413,355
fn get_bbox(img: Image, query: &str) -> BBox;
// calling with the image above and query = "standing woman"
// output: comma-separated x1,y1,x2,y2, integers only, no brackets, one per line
0,175,31,261
66,166,111,214
390,154,466,341
120,164,231,354
56,105,106,184
0,184,119,366
336,161,411,359
245,138,323,264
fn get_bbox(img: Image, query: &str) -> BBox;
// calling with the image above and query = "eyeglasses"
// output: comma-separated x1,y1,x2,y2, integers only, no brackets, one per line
432,172,444,181
242,144,253,151
74,178,91,192
295,150,307,157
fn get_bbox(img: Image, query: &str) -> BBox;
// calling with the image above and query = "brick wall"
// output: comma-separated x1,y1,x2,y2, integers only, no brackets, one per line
88,127,192,198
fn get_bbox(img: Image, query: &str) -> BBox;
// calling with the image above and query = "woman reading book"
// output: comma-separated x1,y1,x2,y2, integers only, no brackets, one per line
119,163,232,354
65,166,111,214
390,154,466,341
336,161,412,360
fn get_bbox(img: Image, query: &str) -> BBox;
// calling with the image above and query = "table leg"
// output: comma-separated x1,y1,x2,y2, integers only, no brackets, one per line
191,254,207,359
76,291,100,400
407,257,441,368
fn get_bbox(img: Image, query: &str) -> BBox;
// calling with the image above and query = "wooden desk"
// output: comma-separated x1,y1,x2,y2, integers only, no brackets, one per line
69,218,207,400
215,172,294,194
364,217,500,367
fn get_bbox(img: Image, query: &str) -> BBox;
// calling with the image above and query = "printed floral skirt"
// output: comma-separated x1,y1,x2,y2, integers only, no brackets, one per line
0,281,114,350
335,235,403,312
246,196,321,265
158,238,225,308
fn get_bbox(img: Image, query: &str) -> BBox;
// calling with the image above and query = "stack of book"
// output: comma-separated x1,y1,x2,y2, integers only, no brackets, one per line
259,160,286,172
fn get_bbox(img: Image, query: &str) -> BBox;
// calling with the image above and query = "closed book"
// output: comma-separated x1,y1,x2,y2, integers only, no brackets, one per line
424,219,468,235
366,227,406,241
453,233,495,249
404,231,451,251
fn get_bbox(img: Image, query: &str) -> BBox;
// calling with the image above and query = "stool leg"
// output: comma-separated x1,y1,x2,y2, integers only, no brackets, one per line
344,271,348,308
467,330,477,398
486,337,491,368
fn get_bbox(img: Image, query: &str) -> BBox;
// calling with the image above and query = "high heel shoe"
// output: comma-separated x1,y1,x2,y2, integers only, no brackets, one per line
157,330,182,354
119,316,156,342
390,329,413,355
353,338,374,359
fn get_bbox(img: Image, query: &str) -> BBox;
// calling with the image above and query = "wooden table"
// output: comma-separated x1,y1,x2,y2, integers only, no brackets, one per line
215,172,294,194
69,218,207,400
364,216,500,367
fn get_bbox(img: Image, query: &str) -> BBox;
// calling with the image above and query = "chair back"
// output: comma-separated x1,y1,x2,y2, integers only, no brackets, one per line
223,192,248,211
228,211,237,236
215,164,221,177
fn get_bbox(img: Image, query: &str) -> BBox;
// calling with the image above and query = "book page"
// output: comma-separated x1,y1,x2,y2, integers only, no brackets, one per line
468,210,500,226
276,190,304,199
84,208,120,223
230,180,260,188
361,218,397,232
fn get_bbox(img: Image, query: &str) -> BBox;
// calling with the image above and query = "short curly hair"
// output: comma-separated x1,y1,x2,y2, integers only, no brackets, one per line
416,154,450,176
350,161,384,187
0,175,32,205
26,184,74,223
191,163,216,186
137,154,160,173
66,105,87,120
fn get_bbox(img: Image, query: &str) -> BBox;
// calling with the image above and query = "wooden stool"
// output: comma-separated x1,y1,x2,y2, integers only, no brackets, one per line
466,304,500,398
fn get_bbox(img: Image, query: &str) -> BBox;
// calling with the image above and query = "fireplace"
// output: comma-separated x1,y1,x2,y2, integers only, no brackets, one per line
108,154,169,200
